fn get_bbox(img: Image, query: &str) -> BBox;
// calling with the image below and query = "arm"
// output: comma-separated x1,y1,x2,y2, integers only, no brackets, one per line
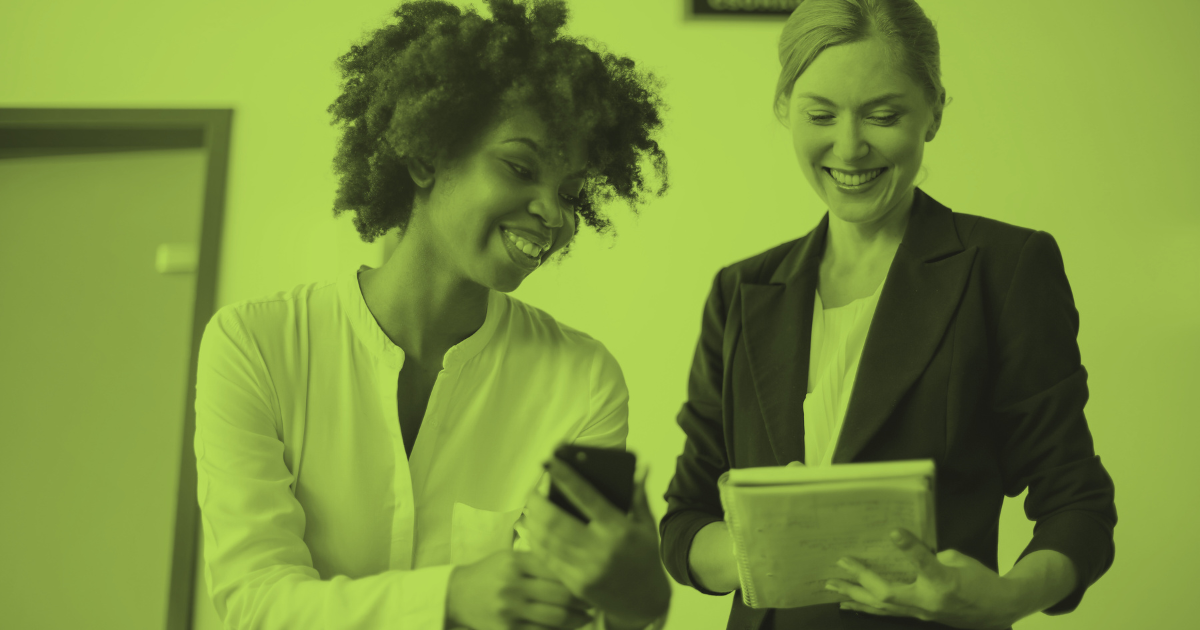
999,549,1078,621
516,342,670,630
660,270,738,596
992,231,1117,615
687,521,739,594
195,308,454,630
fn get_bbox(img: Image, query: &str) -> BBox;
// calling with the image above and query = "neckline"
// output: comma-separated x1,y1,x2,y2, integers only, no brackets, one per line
342,265,503,371
817,276,885,311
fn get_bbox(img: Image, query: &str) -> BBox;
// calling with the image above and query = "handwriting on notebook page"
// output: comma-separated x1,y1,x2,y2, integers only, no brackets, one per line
736,485,930,607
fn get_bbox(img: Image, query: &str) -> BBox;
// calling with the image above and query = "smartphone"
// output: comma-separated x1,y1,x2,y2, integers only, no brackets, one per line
548,444,636,524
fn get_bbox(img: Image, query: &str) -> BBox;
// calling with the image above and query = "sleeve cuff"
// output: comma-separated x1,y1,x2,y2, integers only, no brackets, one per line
662,510,731,596
404,563,456,628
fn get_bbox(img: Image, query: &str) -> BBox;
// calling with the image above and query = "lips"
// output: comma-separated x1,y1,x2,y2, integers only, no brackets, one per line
823,166,888,187
499,227,546,271
502,226,551,251
821,166,888,195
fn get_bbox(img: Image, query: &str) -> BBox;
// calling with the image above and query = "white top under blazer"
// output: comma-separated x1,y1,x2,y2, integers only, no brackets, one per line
803,275,886,467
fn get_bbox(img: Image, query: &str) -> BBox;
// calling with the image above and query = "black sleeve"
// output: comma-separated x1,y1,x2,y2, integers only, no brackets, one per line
659,269,736,596
992,230,1118,615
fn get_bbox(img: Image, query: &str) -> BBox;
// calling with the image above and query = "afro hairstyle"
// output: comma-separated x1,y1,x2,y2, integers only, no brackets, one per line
327,0,669,249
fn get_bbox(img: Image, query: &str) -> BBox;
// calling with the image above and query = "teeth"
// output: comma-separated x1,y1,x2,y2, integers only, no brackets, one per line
829,168,884,186
503,229,544,259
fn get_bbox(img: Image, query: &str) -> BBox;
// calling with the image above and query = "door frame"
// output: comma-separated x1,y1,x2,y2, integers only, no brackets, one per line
0,108,232,630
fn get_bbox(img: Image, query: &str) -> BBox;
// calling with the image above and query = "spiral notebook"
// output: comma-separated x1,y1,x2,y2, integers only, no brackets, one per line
717,459,936,609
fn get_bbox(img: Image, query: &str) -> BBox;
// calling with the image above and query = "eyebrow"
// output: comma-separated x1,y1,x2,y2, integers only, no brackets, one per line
795,92,906,109
503,137,587,179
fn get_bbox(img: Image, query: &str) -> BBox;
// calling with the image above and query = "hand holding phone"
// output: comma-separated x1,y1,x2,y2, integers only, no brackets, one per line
529,445,671,625
547,444,635,524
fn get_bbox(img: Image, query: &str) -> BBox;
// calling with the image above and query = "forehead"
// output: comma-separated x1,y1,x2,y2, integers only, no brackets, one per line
483,106,587,166
792,38,920,105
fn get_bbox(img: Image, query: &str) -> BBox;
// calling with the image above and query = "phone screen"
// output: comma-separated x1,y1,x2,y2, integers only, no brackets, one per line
548,445,636,524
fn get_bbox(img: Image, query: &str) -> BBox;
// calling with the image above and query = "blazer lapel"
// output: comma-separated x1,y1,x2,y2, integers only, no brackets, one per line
832,188,977,463
739,215,828,466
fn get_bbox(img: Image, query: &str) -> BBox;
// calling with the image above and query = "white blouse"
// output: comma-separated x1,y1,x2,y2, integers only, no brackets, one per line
802,276,885,467
194,265,632,630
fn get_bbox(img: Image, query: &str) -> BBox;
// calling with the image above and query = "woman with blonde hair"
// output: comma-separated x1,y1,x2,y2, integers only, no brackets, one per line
659,1,1116,628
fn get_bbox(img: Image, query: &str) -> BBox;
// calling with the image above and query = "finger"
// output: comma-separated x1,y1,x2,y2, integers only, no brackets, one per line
517,600,595,630
545,456,624,524
516,532,586,589
515,550,565,580
889,529,943,579
520,576,593,612
786,460,805,467
524,489,590,545
828,580,928,619
839,601,894,616
630,463,654,522
839,599,932,621
834,558,900,605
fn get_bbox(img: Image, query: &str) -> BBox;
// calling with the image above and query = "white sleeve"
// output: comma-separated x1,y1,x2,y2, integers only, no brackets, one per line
511,339,638,629
195,307,454,630
512,338,630,546
572,340,630,450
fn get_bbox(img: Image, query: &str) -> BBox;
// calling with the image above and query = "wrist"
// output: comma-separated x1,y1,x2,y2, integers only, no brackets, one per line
999,550,1078,623
688,520,739,593
994,574,1031,627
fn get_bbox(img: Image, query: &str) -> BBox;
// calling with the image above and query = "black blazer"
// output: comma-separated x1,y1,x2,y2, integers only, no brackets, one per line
659,188,1117,630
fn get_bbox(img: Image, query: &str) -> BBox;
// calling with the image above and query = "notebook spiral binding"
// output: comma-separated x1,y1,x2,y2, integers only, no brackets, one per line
717,471,760,607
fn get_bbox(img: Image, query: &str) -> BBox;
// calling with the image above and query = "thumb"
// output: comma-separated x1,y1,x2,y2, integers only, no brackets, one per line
630,463,654,522
890,529,944,579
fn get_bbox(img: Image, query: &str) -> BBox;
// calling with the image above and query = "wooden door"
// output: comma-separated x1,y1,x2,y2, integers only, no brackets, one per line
0,148,205,630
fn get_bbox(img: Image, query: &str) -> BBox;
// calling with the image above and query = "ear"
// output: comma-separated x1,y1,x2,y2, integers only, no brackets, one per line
406,156,436,189
926,93,946,142
774,94,792,130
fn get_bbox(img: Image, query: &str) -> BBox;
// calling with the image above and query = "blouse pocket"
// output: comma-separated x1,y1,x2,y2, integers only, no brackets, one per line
450,501,524,566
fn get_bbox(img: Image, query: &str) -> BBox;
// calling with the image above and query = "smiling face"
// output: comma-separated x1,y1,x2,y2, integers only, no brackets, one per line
408,106,586,293
781,37,941,226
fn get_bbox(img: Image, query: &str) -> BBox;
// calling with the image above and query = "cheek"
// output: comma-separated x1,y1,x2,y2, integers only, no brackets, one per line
791,134,819,167
886,128,926,162
560,212,578,247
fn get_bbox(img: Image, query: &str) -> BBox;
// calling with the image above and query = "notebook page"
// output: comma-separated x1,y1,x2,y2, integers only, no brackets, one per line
727,459,934,486
720,478,933,609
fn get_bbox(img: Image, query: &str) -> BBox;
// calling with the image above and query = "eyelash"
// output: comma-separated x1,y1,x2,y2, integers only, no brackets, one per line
806,114,900,126
506,162,583,207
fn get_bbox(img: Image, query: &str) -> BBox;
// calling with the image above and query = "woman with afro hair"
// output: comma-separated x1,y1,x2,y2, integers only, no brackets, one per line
193,1,671,629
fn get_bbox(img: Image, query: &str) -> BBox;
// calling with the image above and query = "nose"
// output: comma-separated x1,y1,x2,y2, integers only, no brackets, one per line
832,118,870,165
527,192,565,230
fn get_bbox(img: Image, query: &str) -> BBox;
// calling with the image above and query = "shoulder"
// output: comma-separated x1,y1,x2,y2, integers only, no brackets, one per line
951,212,1069,282
205,276,340,352
726,238,800,282
494,293,620,374
704,236,805,302
953,212,1036,252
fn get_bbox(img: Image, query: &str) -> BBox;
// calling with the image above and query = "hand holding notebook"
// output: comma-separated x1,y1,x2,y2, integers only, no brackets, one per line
717,459,937,609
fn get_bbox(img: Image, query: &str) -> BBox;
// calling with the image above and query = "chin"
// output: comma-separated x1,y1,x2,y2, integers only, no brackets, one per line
828,205,888,224
471,269,520,293
490,277,524,293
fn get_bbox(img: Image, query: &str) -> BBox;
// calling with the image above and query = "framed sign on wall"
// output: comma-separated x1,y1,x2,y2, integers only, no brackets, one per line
690,0,801,18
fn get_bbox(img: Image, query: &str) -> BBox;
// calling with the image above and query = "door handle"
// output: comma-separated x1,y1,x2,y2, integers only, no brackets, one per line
156,243,199,274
